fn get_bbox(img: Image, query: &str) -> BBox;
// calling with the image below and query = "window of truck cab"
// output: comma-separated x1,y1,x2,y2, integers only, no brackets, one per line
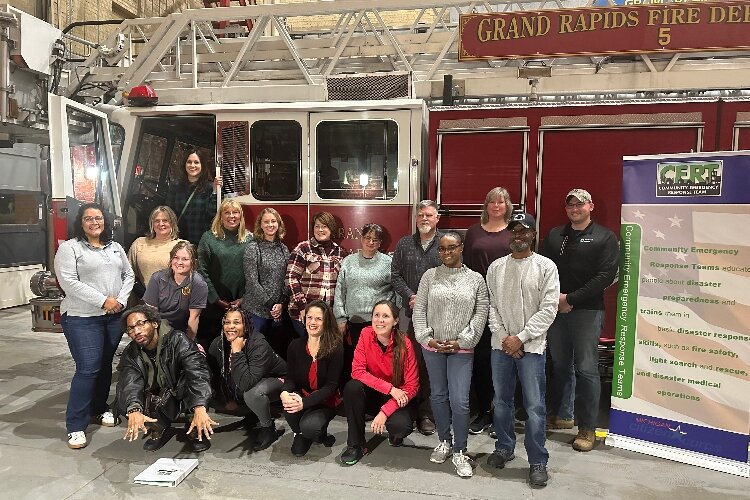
315,120,399,200
250,120,302,201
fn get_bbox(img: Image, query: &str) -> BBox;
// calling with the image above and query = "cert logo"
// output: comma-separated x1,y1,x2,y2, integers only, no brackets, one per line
656,161,722,197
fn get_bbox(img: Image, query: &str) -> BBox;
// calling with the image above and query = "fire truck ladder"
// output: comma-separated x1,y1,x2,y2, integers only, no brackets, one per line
68,0,750,106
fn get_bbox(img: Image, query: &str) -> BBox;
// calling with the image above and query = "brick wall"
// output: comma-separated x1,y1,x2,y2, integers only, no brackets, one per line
272,0,438,33
11,0,434,48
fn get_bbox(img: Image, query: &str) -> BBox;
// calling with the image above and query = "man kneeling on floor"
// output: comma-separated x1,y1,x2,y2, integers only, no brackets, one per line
116,305,217,452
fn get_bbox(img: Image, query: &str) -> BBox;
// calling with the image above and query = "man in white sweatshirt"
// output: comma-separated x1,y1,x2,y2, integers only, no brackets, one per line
485,213,560,488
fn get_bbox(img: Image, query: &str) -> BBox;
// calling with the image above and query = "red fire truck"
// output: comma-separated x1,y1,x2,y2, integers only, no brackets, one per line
8,0,750,339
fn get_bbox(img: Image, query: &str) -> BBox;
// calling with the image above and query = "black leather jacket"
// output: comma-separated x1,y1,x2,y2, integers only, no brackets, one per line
208,329,287,401
115,328,212,421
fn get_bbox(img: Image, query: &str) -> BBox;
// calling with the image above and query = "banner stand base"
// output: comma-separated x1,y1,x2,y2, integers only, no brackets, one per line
606,433,749,478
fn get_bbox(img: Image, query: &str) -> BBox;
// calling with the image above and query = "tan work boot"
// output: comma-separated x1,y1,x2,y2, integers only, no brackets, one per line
572,429,596,451
546,415,574,429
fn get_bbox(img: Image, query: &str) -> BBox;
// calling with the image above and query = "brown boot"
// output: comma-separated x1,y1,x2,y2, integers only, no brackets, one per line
546,415,574,430
572,429,596,451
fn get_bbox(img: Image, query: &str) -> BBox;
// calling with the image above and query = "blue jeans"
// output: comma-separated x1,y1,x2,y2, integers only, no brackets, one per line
252,314,281,338
291,319,307,338
61,313,123,433
547,309,603,430
422,347,473,452
491,349,548,465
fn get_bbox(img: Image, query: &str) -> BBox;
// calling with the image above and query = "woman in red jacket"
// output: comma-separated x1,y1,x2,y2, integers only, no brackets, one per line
339,300,419,466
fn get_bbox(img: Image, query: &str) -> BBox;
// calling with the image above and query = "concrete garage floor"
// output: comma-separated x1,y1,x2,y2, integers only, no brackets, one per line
0,306,746,499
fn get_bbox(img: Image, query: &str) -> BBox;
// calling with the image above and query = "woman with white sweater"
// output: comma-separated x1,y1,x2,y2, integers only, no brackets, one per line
412,231,489,478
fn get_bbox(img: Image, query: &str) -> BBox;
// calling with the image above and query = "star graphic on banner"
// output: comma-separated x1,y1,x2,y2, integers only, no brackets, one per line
644,273,656,280
668,215,683,228
674,251,688,261
633,210,646,220
653,230,666,239
658,268,669,276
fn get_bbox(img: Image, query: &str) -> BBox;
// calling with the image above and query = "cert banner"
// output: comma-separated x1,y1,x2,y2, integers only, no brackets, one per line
608,151,750,477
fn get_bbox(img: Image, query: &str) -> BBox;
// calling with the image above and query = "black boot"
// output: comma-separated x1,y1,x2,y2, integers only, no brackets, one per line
253,422,280,451
186,426,211,453
143,425,171,451
291,433,313,456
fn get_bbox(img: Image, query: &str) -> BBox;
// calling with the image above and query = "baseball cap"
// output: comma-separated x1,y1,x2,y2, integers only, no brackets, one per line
508,212,536,230
566,188,592,204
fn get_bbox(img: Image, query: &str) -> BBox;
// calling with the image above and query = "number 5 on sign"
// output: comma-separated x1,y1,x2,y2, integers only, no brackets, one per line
658,27,671,47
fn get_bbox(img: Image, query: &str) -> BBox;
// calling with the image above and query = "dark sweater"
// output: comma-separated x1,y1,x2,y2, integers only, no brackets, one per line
462,223,512,278
197,229,248,304
166,179,216,246
282,338,344,409
391,231,443,316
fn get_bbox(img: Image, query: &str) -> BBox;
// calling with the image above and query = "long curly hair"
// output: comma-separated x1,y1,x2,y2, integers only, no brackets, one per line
304,300,341,360
221,306,253,340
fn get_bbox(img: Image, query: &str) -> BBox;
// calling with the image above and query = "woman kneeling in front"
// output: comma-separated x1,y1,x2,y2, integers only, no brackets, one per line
339,300,419,466
280,300,343,456
207,307,287,451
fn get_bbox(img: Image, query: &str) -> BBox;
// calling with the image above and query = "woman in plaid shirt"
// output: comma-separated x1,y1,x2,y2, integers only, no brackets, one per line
286,212,347,337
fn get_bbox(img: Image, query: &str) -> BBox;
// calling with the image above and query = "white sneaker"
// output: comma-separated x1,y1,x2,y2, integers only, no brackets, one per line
430,440,453,463
93,411,117,427
452,451,474,478
67,431,87,449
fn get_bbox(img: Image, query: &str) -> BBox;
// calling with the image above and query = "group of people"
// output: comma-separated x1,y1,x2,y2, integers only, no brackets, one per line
55,149,619,489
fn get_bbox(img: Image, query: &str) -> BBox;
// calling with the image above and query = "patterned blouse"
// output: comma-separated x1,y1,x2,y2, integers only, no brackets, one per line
285,238,347,322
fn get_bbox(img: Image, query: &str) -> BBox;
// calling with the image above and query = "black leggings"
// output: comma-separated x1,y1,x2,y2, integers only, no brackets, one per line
344,379,416,447
284,406,337,441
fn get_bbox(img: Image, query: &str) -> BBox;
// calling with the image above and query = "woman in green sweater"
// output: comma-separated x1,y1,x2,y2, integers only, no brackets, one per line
197,199,250,346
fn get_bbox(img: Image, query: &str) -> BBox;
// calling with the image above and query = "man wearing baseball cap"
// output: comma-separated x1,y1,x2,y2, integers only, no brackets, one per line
541,189,618,452
485,213,560,487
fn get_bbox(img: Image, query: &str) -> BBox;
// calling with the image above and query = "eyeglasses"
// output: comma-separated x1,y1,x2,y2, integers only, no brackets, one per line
438,244,461,253
83,216,104,223
565,202,587,210
362,237,381,243
126,319,150,333
313,224,329,231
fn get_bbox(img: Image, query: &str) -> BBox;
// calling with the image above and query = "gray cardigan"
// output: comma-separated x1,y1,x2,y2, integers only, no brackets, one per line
486,253,560,355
